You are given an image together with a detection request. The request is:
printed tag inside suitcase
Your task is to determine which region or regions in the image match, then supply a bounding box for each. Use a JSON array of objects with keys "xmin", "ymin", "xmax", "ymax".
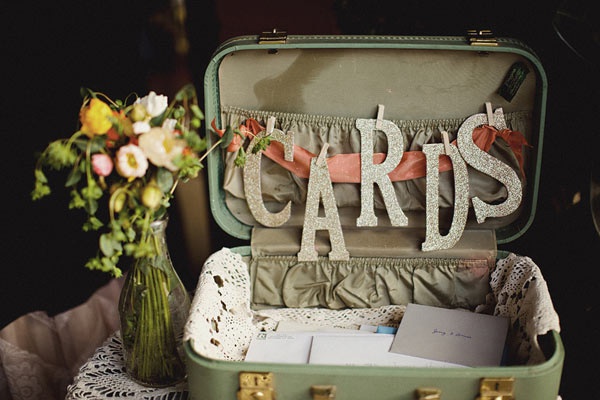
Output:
[{"xmin": 184, "ymin": 34, "xmax": 563, "ymax": 400}]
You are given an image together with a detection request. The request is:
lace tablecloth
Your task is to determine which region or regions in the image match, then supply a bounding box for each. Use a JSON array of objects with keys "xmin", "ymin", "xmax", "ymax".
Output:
[{"xmin": 65, "ymin": 332, "xmax": 188, "ymax": 400}]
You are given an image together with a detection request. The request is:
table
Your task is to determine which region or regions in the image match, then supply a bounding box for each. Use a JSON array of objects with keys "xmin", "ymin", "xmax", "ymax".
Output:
[{"xmin": 65, "ymin": 332, "xmax": 188, "ymax": 399}]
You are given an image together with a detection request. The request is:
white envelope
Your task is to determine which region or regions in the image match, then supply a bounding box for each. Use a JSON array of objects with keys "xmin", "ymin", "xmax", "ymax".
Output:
[
  {"xmin": 244, "ymin": 332, "xmax": 314, "ymax": 364},
  {"xmin": 308, "ymin": 334, "xmax": 465, "ymax": 367},
  {"xmin": 244, "ymin": 330, "xmax": 376, "ymax": 364}
]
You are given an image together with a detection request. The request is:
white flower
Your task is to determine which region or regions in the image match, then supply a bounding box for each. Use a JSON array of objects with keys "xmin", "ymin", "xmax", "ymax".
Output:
[
  {"xmin": 135, "ymin": 91, "xmax": 168, "ymax": 118},
  {"xmin": 162, "ymin": 118, "xmax": 178, "ymax": 131},
  {"xmin": 115, "ymin": 144, "xmax": 149, "ymax": 178},
  {"xmin": 132, "ymin": 121, "xmax": 151, "ymax": 135},
  {"xmin": 138, "ymin": 127, "xmax": 186, "ymax": 171}
]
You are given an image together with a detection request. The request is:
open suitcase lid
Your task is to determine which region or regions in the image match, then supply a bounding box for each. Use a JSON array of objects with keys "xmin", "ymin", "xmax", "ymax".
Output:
[{"xmin": 203, "ymin": 32, "xmax": 547, "ymax": 254}]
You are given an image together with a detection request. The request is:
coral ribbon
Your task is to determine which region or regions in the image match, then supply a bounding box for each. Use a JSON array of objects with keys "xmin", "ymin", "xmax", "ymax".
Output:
[{"xmin": 213, "ymin": 118, "xmax": 528, "ymax": 183}]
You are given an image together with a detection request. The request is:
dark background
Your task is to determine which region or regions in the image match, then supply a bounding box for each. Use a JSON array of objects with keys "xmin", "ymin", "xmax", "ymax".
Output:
[{"xmin": 2, "ymin": 1, "xmax": 598, "ymax": 399}]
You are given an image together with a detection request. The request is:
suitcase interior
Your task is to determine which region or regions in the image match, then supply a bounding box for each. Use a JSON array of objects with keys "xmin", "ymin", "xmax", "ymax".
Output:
[{"xmin": 184, "ymin": 34, "xmax": 563, "ymax": 400}]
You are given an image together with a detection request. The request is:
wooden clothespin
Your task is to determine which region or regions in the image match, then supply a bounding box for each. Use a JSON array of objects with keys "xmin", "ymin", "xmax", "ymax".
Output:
[
  {"xmin": 266, "ymin": 116, "xmax": 276, "ymax": 134},
  {"xmin": 485, "ymin": 102, "xmax": 494, "ymax": 127},
  {"xmin": 441, "ymin": 130, "xmax": 452, "ymax": 155},
  {"xmin": 376, "ymin": 104, "xmax": 385, "ymax": 130},
  {"xmin": 316, "ymin": 143, "xmax": 330, "ymax": 166}
]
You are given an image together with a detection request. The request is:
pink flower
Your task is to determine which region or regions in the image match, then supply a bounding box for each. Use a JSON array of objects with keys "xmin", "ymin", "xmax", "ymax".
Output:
[
  {"xmin": 115, "ymin": 144, "xmax": 148, "ymax": 178},
  {"xmin": 91, "ymin": 154, "xmax": 114, "ymax": 176}
]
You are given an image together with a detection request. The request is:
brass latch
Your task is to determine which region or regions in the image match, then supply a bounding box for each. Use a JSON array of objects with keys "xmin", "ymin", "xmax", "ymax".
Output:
[
  {"xmin": 467, "ymin": 29, "xmax": 498, "ymax": 46},
  {"xmin": 311, "ymin": 385, "xmax": 337, "ymax": 400},
  {"xmin": 238, "ymin": 372, "xmax": 276, "ymax": 400},
  {"xmin": 416, "ymin": 387, "xmax": 442, "ymax": 400},
  {"xmin": 259, "ymin": 29, "xmax": 287, "ymax": 45},
  {"xmin": 476, "ymin": 377, "xmax": 515, "ymax": 400}
]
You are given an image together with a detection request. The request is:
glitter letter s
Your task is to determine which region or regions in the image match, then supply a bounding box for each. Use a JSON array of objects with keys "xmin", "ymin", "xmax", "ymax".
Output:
[{"xmin": 456, "ymin": 109, "xmax": 522, "ymax": 223}]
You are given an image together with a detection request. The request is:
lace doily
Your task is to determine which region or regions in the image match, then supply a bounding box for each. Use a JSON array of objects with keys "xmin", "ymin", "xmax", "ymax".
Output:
[
  {"xmin": 65, "ymin": 333, "xmax": 187, "ymax": 400},
  {"xmin": 184, "ymin": 248, "xmax": 560, "ymax": 365},
  {"xmin": 487, "ymin": 252, "xmax": 561, "ymax": 364}
]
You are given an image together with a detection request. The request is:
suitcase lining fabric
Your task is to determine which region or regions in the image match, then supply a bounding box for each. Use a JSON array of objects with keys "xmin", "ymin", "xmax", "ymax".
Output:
[{"xmin": 184, "ymin": 249, "xmax": 560, "ymax": 367}]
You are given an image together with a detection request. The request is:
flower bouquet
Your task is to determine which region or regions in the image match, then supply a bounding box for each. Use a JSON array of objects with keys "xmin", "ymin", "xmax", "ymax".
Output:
[
  {"xmin": 31, "ymin": 84, "xmax": 232, "ymax": 386},
  {"xmin": 32, "ymin": 84, "xmax": 217, "ymax": 277}
]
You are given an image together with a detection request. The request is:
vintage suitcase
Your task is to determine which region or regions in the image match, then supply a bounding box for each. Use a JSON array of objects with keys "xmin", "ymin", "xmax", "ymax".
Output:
[{"xmin": 183, "ymin": 31, "xmax": 564, "ymax": 400}]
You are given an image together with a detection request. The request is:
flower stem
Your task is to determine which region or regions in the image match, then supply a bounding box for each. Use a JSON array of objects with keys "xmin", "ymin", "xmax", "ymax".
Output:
[
  {"xmin": 119, "ymin": 218, "xmax": 187, "ymax": 387},
  {"xmin": 125, "ymin": 260, "xmax": 183, "ymax": 385},
  {"xmin": 197, "ymin": 137, "xmax": 222, "ymax": 164}
]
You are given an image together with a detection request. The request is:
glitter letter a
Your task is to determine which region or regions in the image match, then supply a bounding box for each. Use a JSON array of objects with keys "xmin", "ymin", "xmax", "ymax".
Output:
[{"xmin": 298, "ymin": 155, "xmax": 349, "ymax": 261}]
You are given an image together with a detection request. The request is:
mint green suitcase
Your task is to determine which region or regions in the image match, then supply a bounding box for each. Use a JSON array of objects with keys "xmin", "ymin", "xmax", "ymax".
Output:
[{"xmin": 184, "ymin": 31, "xmax": 563, "ymax": 400}]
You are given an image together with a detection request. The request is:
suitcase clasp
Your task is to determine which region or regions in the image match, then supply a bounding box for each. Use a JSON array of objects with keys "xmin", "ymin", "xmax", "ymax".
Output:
[
  {"xmin": 476, "ymin": 377, "xmax": 515, "ymax": 400},
  {"xmin": 311, "ymin": 385, "xmax": 337, "ymax": 400},
  {"xmin": 238, "ymin": 372, "xmax": 276, "ymax": 400},
  {"xmin": 259, "ymin": 29, "xmax": 287, "ymax": 45},
  {"xmin": 415, "ymin": 387, "xmax": 442, "ymax": 400},
  {"xmin": 467, "ymin": 29, "xmax": 498, "ymax": 46}
]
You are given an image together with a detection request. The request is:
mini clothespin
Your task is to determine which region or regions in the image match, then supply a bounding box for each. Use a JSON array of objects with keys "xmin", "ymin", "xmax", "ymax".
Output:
[
  {"xmin": 376, "ymin": 104, "xmax": 385, "ymax": 130},
  {"xmin": 485, "ymin": 102, "xmax": 494, "ymax": 127},
  {"xmin": 266, "ymin": 116, "xmax": 276, "ymax": 134},
  {"xmin": 316, "ymin": 143, "xmax": 330, "ymax": 166},
  {"xmin": 441, "ymin": 130, "xmax": 452, "ymax": 155}
]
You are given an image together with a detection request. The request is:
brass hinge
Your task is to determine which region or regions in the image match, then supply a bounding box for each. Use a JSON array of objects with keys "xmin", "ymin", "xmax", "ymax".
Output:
[
  {"xmin": 311, "ymin": 385, "xmax": 337, "ymax": 400},
  {"xmin": 467, "ymin": 29, "xmax": 498, "ymax": 46},
  {"xmin": 238, "ymin": 372, "xmax": 276, "ymax": 400},
  {"xmin": 259, "ymin": 29, "xmax": 287, "ymax": 45},
  {"xmin": 476, "ymin": 377, "xmax": 515, "ymax": 400},
  {"xmin": 415, "ymin": 387, "xmax": 442, "ymax": 400}
]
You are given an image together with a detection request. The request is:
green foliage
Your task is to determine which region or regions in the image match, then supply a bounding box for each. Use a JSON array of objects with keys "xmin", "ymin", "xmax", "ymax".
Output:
[
  {"xmin": 220, "ymin": 126, "xmax": 234, "ymax": 149},
  {"xmin": 173, "ymin": 83, "xmax": 196, "ymax": 102},
  {"xmin": 181, "ymin": 128, "xmax": 206, "ymax": 153},
  {"xmin": 83, "ymin": 216, "xmax": 103, "ymax": 232},
  {"xmin": 234, "ymin": 147, "xmax": 247, "ymax": 168},
  {"xmin": 31, "ymin": 170, "xmax": 50, "ymax": 200},
  {"xmin": 85, "ymin": 254, "xmax": 122, "ymax": 278},
  {"xmin": 65, "ymin": 167, "xmax": 83, "ymax": 188},
  {"xmin": 68, "ymin": 189, "xmax": 86, "ymax": 209},
  {"xmin": 99, "ymin": 231, "xmax": 123, "ymax": 257},
  {"xmin": 252, "ymin": 136, "xmax": 271, "ymax": 154},
  {"xmin": 156, "ymin": 168, "xmax": 174, "ymax": 193},
  {"xmin": 44, "ymin": 140, "xmax": 78, "ymax": 169},
  {"xmin": 190, "ymin": 104, "xmax": 204, "ymax": 121}
]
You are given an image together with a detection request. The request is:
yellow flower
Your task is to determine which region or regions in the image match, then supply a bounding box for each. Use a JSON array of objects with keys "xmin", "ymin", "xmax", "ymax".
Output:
[{"xmin": 80, "ymin": 98, "xmax": 113, "ymax": 137}]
